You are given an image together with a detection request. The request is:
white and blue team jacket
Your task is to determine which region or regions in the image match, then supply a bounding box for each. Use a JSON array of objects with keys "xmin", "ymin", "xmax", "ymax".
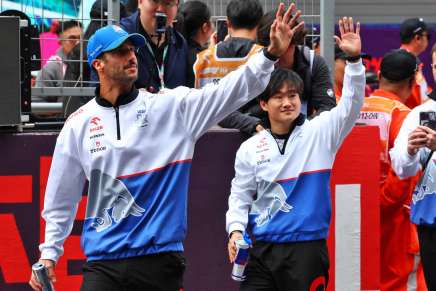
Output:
[
  {"xmin": 39, "ymin": 51, "xmax": 276, "ymax": 262},
  {"xmin": 226, "ymin": 61, "xmax": 365, "ymax": 242},
  {"xmin": 390, "ymin": 99, "xmax": 436, "ymax": 226}
]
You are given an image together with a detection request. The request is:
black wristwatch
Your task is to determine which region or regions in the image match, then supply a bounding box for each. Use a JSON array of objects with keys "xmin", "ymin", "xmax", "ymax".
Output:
[
  {"xmin": 346, "ymin": 55, "xmax": 361, "ymax": 63},
  {"xmin": 263, "ymin": 48, "xmax": 279, "ymax": 61}
]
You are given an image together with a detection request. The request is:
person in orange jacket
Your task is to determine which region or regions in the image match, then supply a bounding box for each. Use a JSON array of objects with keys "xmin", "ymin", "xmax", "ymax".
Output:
[
  {"xmin": 356, "ymin": 49, "xmax": 427, "ymax": 291},
  {"xmin": 399, "ymin": 18, "xmax": 432, "ymax": 109}
]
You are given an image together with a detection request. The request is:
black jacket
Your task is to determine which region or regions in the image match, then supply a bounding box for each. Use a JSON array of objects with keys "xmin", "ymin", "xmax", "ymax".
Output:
[
  {"xmin": 292, "ymin": 45, "xmax": 336, "ymax": 115},
  {"xmin": 120, "ymin": 11, "xmax": 190, "ymax": 92},
  {"xmin": 218, "ymin": 40, "xmax": 336, "ymax": 135}
]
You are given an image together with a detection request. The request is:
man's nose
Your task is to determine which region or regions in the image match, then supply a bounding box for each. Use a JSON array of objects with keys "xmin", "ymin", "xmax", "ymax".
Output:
[{"xmin": 282, "ymin": 97, "xmax": 292, "ymax": 106}]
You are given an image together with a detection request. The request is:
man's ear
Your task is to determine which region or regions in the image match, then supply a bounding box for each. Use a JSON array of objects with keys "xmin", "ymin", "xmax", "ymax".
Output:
[
  {"xmin": 92, "ymin": 58, "xmax": 104, "ymax": 73},
  {"xmin": 409, "ymin": 75, "xmax": 416, "ymax": 88},
  {"xmin": 201, "ymin": 22, "xmax": 210, "ymax": 33},
  {"xmin": 259, "ymin": 99, "xmax": 269, "ymax": 112}
]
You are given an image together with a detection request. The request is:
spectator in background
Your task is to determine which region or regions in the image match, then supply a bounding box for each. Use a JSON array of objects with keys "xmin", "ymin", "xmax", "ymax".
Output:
[
  {"xmin": 63, "ymin": 0, "xmax": 127, "ymax": 117},
  {"xmin": 356, "ymin": 49, "xmax": 427, "ymax": 291},
  {"xmin": 194, "ymin": 0, "xmax": 266, "ymax": 135},
  {"xmin": 39, "ymin": 21, "xmax": 61, "ymax": 68},
  {"xmin": 120, "ymin": 0, "xmax": 190, "ymax": 92},
  {"xmin": 399, "ymin": 18, "xmax": 432, "ymax": 109},
  {"xmin": 176, "ymin": 1, "xmax": 214, "ymax": 87},
  {"xmin": 257, "ymin": 10, "xmax": 336, "ymax": 119},
  {"xmin": 390, "ymin": 43, "xmax": 436, "ymax": 291},
  {"xmin": 34, "ymin": 20, "xmax": 83, "ymax": 102}
]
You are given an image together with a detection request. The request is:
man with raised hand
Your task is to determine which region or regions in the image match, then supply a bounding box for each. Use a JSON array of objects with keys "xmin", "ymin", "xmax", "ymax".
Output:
[
  {"xmin": 226, "ymin": 17, "xmax": 364, "ymax": 291},
  {"xmin": 29, "ymin": 3, "xmax": 302, "ymax": 291}
]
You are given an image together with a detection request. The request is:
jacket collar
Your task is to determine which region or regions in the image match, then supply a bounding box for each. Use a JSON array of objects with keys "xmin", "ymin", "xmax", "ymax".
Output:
[
  {"xmin": 262, "ymin": 113, "xmax": 306, "ymax": 131},
  {"xmin": 95, "ymin": 85, "xmax": 139, "ymax": 107},
  {"xmin": 371, "ymin": 89, "xmax": 403, "ymax": 102}
]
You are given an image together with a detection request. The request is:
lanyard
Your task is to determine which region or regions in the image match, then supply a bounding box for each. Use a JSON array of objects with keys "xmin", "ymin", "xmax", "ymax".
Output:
[{"xmin": 144, "ymin": 39, "xmax": 168, "ymax": 89}]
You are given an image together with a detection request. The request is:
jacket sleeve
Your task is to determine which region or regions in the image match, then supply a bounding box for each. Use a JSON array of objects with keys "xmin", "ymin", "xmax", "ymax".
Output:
[
  {"xmin": 35, "ymin": 61, "xmax": 63, "ymax": 102},
  {"xmin": 390, "ymin": 107, "xmax": 430, "ymax": 179},
  {"xmin": 226, "ymin": 144, "xmax": 256, "ymax": 234},
  {"xmin": 218, "ymin": 111, "xmax": 260, "ymax": 135},
  {"xmin": 39, "ymin": 125, "xmax": 86, "ymax": 262},
  {"xmin": 178, "ymin": 51, "xmax": 275, "ymax": 140},
  {"xmin": 309, "ymin": 55, "xmax": 336, "ymax": 115},
  {"xmin": 310, "ymin": 60, "xmax": 365, "ymax": 153},
  {"xmin": 381, "ymin": 106, "xmax": 418, "ymax": 208}
]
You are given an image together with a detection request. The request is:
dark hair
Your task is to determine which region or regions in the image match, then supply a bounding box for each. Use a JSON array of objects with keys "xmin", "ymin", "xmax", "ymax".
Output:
[
  {"xmin": 125, "ymin": 0, "xmax": 138, "ymax": 16},
  {"xmin": 175, "ymin": 1, "xmax": 211, "ymax": 40},
  {"xmin": 258, "ymin": 68, "xmax": 304, "ymax": 102},
  {"xmin": 90, "ymin": 0, "xmax": 128, "ymax": 20},
  {"xmin": 257, "ymin": 10, "xmax": 306, "ymax": 47},
  {"xmin": 226, "ymin": 0, "xmax": 263, "ymax": 30},
  {"xmin": 56, "ymin": 20, "xmax": 82, "ymax": 36}
]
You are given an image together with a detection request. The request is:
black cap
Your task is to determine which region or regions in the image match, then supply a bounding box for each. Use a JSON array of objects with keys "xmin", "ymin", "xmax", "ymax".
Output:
[
  {"xmin": 90, "ymin": 0, "xmax": 107, "ymax": 18},
  {"xmin": 334, "ymin": 44, "xmax": 371, "ymax": 60},
  {"xmin": 380, "ymin": 49, "xmax": 418, "ymax": 81},
  {"xmin": 400, "ymin": 18, "xmax": 429, "ymax": 42}
]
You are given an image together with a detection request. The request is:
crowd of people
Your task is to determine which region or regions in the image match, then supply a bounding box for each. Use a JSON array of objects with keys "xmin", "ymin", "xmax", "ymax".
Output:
[{"xmin": 28, "ymin": 1, "xmax": 436, "ymax": 291}]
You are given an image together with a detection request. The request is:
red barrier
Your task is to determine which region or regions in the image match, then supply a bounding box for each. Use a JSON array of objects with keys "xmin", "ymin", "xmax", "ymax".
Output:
[{"xmin": 0, "ymin": 126, "xmax": 380, "ymax": 290}]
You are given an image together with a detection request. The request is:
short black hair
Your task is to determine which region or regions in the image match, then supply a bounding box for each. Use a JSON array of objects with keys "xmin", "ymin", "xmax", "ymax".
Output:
[
  {"xmin": 257, "ymin": 9, "xmax": 306, "ymax": 47},
  {"xmin": 226, "ymin": 0, "xmax": 263, "ymax": 30},
  {"xmin": 56, "ymin": 20, "xmax": 82, "ymax": 36},
  {"xmin": 176, "ymin": 1, "xmax": 211, "ymax": 40},
  {"xmin": 258, "ymin": 68, "xmax": 304, "ymax": 102}
]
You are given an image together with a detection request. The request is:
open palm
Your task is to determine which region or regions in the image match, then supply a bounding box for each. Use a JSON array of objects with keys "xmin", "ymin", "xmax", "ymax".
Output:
[
  {"xmin": 334, "ymin": 17, "xmax": 361, "ymax": 58},
  {"xmin": 267, "ymin": 3, "xmax": 305, "ymax": 58}
]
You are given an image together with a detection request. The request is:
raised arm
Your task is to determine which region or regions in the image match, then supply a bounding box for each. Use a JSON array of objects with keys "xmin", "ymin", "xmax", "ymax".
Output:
[
  {"xmin": 179, "ymin": 3, "xmax": 305, "ymax": 139},
  {"xmin": 311, "ymin": 17, "xmax": 365, "ymax": 152}
]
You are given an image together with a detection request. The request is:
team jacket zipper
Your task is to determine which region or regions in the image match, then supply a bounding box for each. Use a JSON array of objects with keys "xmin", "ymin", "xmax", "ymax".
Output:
[{"xmin": 114, "ymin": 106, "xmax": 121, "ymax": 140}]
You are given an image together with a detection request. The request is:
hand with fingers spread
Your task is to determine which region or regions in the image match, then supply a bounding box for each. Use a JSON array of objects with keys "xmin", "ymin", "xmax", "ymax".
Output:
[
  {"xmin": 407, "ymin": 126, "xmax": 428, "ymax": 155},
  {"xmin": 267, "ymin": 3, "xmax": 305, "ymax": 58},
  {"xmin": 29, "ymin": 259, "xmax": 56, "ymax": 291},
  {"xmin": 334, "ymin": 17, "xmax": 361, "ymax": 60}
]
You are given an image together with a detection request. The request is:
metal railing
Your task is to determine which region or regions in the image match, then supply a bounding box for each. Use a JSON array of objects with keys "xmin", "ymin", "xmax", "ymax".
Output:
[{"xmin": 0, "ymin": 0, "xmax": 333, "ymax": 117}]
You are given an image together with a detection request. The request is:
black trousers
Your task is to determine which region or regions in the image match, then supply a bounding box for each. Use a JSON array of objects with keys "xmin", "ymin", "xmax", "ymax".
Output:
[
  {"xmin": 240, "ymin": 240, "xmax": 329, "ymax": 291},
  {"xmin": 80, "ymin": 252, "xmax": 186, "ymax": 291},
  {"xmin": 418, "ymin": 225, "xmax": 436, "ymax": 291}
]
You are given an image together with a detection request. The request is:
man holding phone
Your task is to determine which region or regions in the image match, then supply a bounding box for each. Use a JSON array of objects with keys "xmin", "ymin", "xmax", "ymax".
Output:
[
  {"xmin": 390, "ymin": 43, "xmax": 436, "ymax": 290},
  {"xmin": 120, "ymin": 0, "xmax": 190, "ymax": 92},
  {"xmin": 356, "ymin": 49, "xmax": 428, "ymax": 290}
]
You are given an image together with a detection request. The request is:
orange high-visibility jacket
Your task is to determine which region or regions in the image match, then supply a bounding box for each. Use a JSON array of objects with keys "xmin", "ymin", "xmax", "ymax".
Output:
[
  {"xmin": 356, "ymin": 89, "xmax": 426, "ymax": 291},
  {"xmin": 405, "ymin": 64, "xmax": 431, "ymax": 109},
  {"xmin": 193, "ymin": 43, "xmax": 263, "ymax": 88}
]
